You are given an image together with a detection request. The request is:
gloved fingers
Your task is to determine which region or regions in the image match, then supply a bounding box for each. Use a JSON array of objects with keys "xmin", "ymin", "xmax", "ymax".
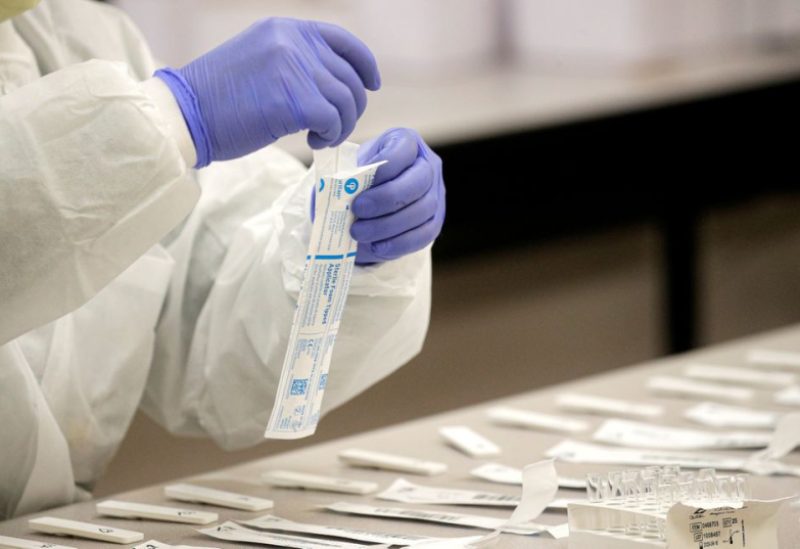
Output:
[
  {"xmin": 319, "ymin": 48, "xmax": 368, "ymax": 119},
  {"xmin": 352, "ymin": 156, "xmax": 434, "ymax": 219},
  {"xmin": 361, "ymin": 128, "xmax": 420, "ymax": 185},
  {"xmin": 351, "ymin": 190, "xmax": 438, "ymax": 244},
  {"xmin": 312, "ymin": 68, "xmax": 358, "ymax": 146},
  {"xmin": 314, "ymin": 22, "xmax": 381, "ymax": 90},
  {"xmin": 366, "ymin": 214, "xmax": 443, "ymax": 261},
  {"xmin": 355, "ymin": 241, "xmax": 382, "ymax": 265},
  {"xmin": 304, "ymin": 90, "xmax": 344, "ymax": 149}
]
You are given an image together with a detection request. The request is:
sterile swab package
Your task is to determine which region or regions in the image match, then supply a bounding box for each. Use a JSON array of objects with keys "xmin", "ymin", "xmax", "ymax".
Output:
[{"xmin": 265, "ymin": 143, "xmax": 384, "ymax": 439}]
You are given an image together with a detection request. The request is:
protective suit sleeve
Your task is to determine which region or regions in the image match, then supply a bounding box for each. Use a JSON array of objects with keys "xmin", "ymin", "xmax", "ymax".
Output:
[
  {"xmin": 0, "ymin": 59, "xmax": 199, "ymax": 346},
  {"xmin": 142, "ymin": 146, "xmax": 431, "ymax": 450}
]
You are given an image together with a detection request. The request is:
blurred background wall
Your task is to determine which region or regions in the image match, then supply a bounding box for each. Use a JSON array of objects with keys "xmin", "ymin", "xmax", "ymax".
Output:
[{"xmin": 98, "ymin": 0, "xmax": 800, "ymax": 495}]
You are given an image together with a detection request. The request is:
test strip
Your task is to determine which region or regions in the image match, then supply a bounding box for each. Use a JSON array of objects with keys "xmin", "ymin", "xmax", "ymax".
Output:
[
  {"xmin": 646, "ymin": 375, "xmax": 754, "ymax": 402},
  {"xmin": 0, "ymin": 535, "xmax": 77, "ymax": 549},
  {"xmin": 97, "ymin": 500, "xmax": 218, "ymax": 525},
  {"xmin": 487, "ymin": 406, "xmax": 589, "ymax": 433},
  {"xmin": 338, "ymin": 448, "xmax": 447, "ymax": 476},
  {"xmin": 555, "ymin": 393, "xmax": 663, "ymax": 419},
  {"xmin": 684, "ymin": 363, "xmax": 795, "ymax": 387},
  {"xmin": 28, "ymin": 517, "xmax": 143, "ymax": 545},
  {"xmin": 747, "ymin": 349, "xmax": 800, "ymax": 370},
  {"xmin": 164, "ymin": 483, "xmax": 273, "ymax": 511},
  {"xmin": 439, "ymin": 426, "xmax": 501, "ymax": 457},
  {"xmin": 262, "ymin": 470, "xmax": 378, "ymax": 495},
  {"xmin": 684, "ymin": 402, "xmax": 778, "ymax": 429}
]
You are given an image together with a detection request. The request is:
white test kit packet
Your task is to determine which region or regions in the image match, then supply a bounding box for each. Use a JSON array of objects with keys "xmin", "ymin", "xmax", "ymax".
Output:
[
  {"xmin": 241, "ymin": 514, "xmax": 441, "ymax": 546},
  {"xmin": 262, "ymin": 470, "xmax": 378, "ymax": 495},
  {"xmin": 439, "ymin": 426, "xmax": 501, "ymax": 458},
  {"xmin": 775, "ymin": 385, "xmax": 800, "ymax": 406},
  {"xmin": 264, "ymin": 144, "xmax": 385, "ymax": 440},
  {"xmin": 487, "ymin": 406, "xmax": 589, "ymax": 433},
  {"xmin": 27, "ymin": 517, "xmax": 143, "ymax": 545},
  {"xmin": 546, "ymin": 439, "xmax": 800, "ymax": 477},
  {"xmin": 325, "ymin": 502, "xmax": 547, "ymax": 536},
  {"xmin": 0, "ymin": 535, "xmax": 76, "ymax": 549},
  {"xmin": 747, "ymin": 348, "xmax": 800, "ymax": 369},
  {"xmin": 199, "ymin": 521, "xmax": 365, "ymax": 549},
  {"xmin": 164, "ymin": 483, "xmax": 273, "ymax": 511},
  {"xmin": 684, "ymin": 363, "xmax": 796, "ymax": 387},
  {"xmin": 646, "ymin": 375, "xmax": 754, "ymax": 402},
  {"xmin": 96, "ymin": 500, "xmax": 218, "ymax": 525},
  {"xmin": 555, "ymin": 393, "xmax": 663, "ymax": 419},
  {"xmin": 684, "ymin": 402, "xmax": 779, "ymax": 429},
  {"xmin": 338, "ymin": 448, "xmax": 447, "ymax": 476},
  {"xmin": 470, "ymin": 463, "xmax": 586, "ymax": 490},
  {"xmin": 592, "ymin": 418, "xmax": 772, "ymax": 450}
]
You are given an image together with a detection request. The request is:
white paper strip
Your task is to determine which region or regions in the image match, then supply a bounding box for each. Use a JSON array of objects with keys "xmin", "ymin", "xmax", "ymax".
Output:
[
  {"xmin": 487, "ymin": 406, "xmax": 589, "ymax": 433},
  {"xmin": 555, "ymin": 393, "xmax": 663, "ymax": 419},
  {"xmin": 97, "ymin": 500, "xmax": 218, "ymax": 525},
  {"xmin": 470, "ymin": 463, "xmax": 585, "ymax": 490},
  {"xmin": 750, "ymin": 412, "xmax": 800, "ymax": 461},
  {"xmin": 265, "ymin": 144, "xmax": 384, "ymax": 439},
  {"xmin": 508, "ymin": 460, "xmax": 559, "ymax": 525},
  {"xmin": 747, "ymin": 348, "xmax": 800, "ymax": 370},
  {"xmin": 199, "ymin": 522, "xmax": 367, "ymax": 549},
  {"xmin": 684, "ymin": 363, "xmax": 795, "ymax": 387},
  {"xmin": 439, "ymin": 426, "xmax": 501, "ymax": 458},
  {"xmin": 684, "ymin": 402, "xmax": 779, "ymax": 429},
  {"xmin": 775, "ymin": 385, "xmax": 800, "ymax": 406},
  {"xmin": 592, "ymin": 418, "xmax": 772, "ymax": 450},
  {"xmin": 646, "ymin": 375, "xmax": 754, "ymax": 402},
  {"xmin": 262, "ymin": 470, "xmax": 378, "ymax": 495},
  {"xmin": 0, "ymin": 535, "xmax": 77, "ymax": 549},
  {"xmin": 338, "ymin": 449, "xmax": 447, "ymax": 476},
  {"xmin": 28, "ymin": 518, "xmax": 143, "ymax": 545},
  {"xmin": 240, "ymin": 514, "xmax": 439, "ymax": 546}
]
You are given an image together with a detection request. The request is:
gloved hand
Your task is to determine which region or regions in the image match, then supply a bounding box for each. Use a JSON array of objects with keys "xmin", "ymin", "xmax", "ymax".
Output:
[
  {"xmin": 351, "ymin": 128, "xmax": 446, "ymax": 264},
  {"xmin": 155, "ymin": 17, "xmax": 380, "ymax": 168}
]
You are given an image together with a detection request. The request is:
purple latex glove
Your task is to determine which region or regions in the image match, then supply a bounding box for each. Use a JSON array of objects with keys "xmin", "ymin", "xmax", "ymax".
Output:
[
  {"xmin": 352, "ymin": 128, "xmax": 445, "ymax": 264},
  {"xmin": 155, "ymin": 18, "xmax": 380, "ymax": 168}
]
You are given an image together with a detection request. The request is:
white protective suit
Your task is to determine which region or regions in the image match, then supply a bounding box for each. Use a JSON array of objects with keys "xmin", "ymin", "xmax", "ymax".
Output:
[{"xmin": 0, "ymin": 0, "xmax": 431, "ymax": 519}]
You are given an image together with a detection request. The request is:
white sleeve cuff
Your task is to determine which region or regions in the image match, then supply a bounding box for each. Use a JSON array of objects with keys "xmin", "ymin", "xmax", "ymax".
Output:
[{"xmin": 140, "ymin": 77, "xmax": 198, "ymax": 168}]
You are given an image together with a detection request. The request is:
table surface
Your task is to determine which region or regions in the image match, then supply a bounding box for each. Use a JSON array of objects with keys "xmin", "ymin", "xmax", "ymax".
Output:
[
  {"xmin": 278, "ymin": 47, "xmax": 800, "ymax": 161},
  {"xmin": 4, "ymin": 325, "xmax": 800, "ymax": 547}
]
